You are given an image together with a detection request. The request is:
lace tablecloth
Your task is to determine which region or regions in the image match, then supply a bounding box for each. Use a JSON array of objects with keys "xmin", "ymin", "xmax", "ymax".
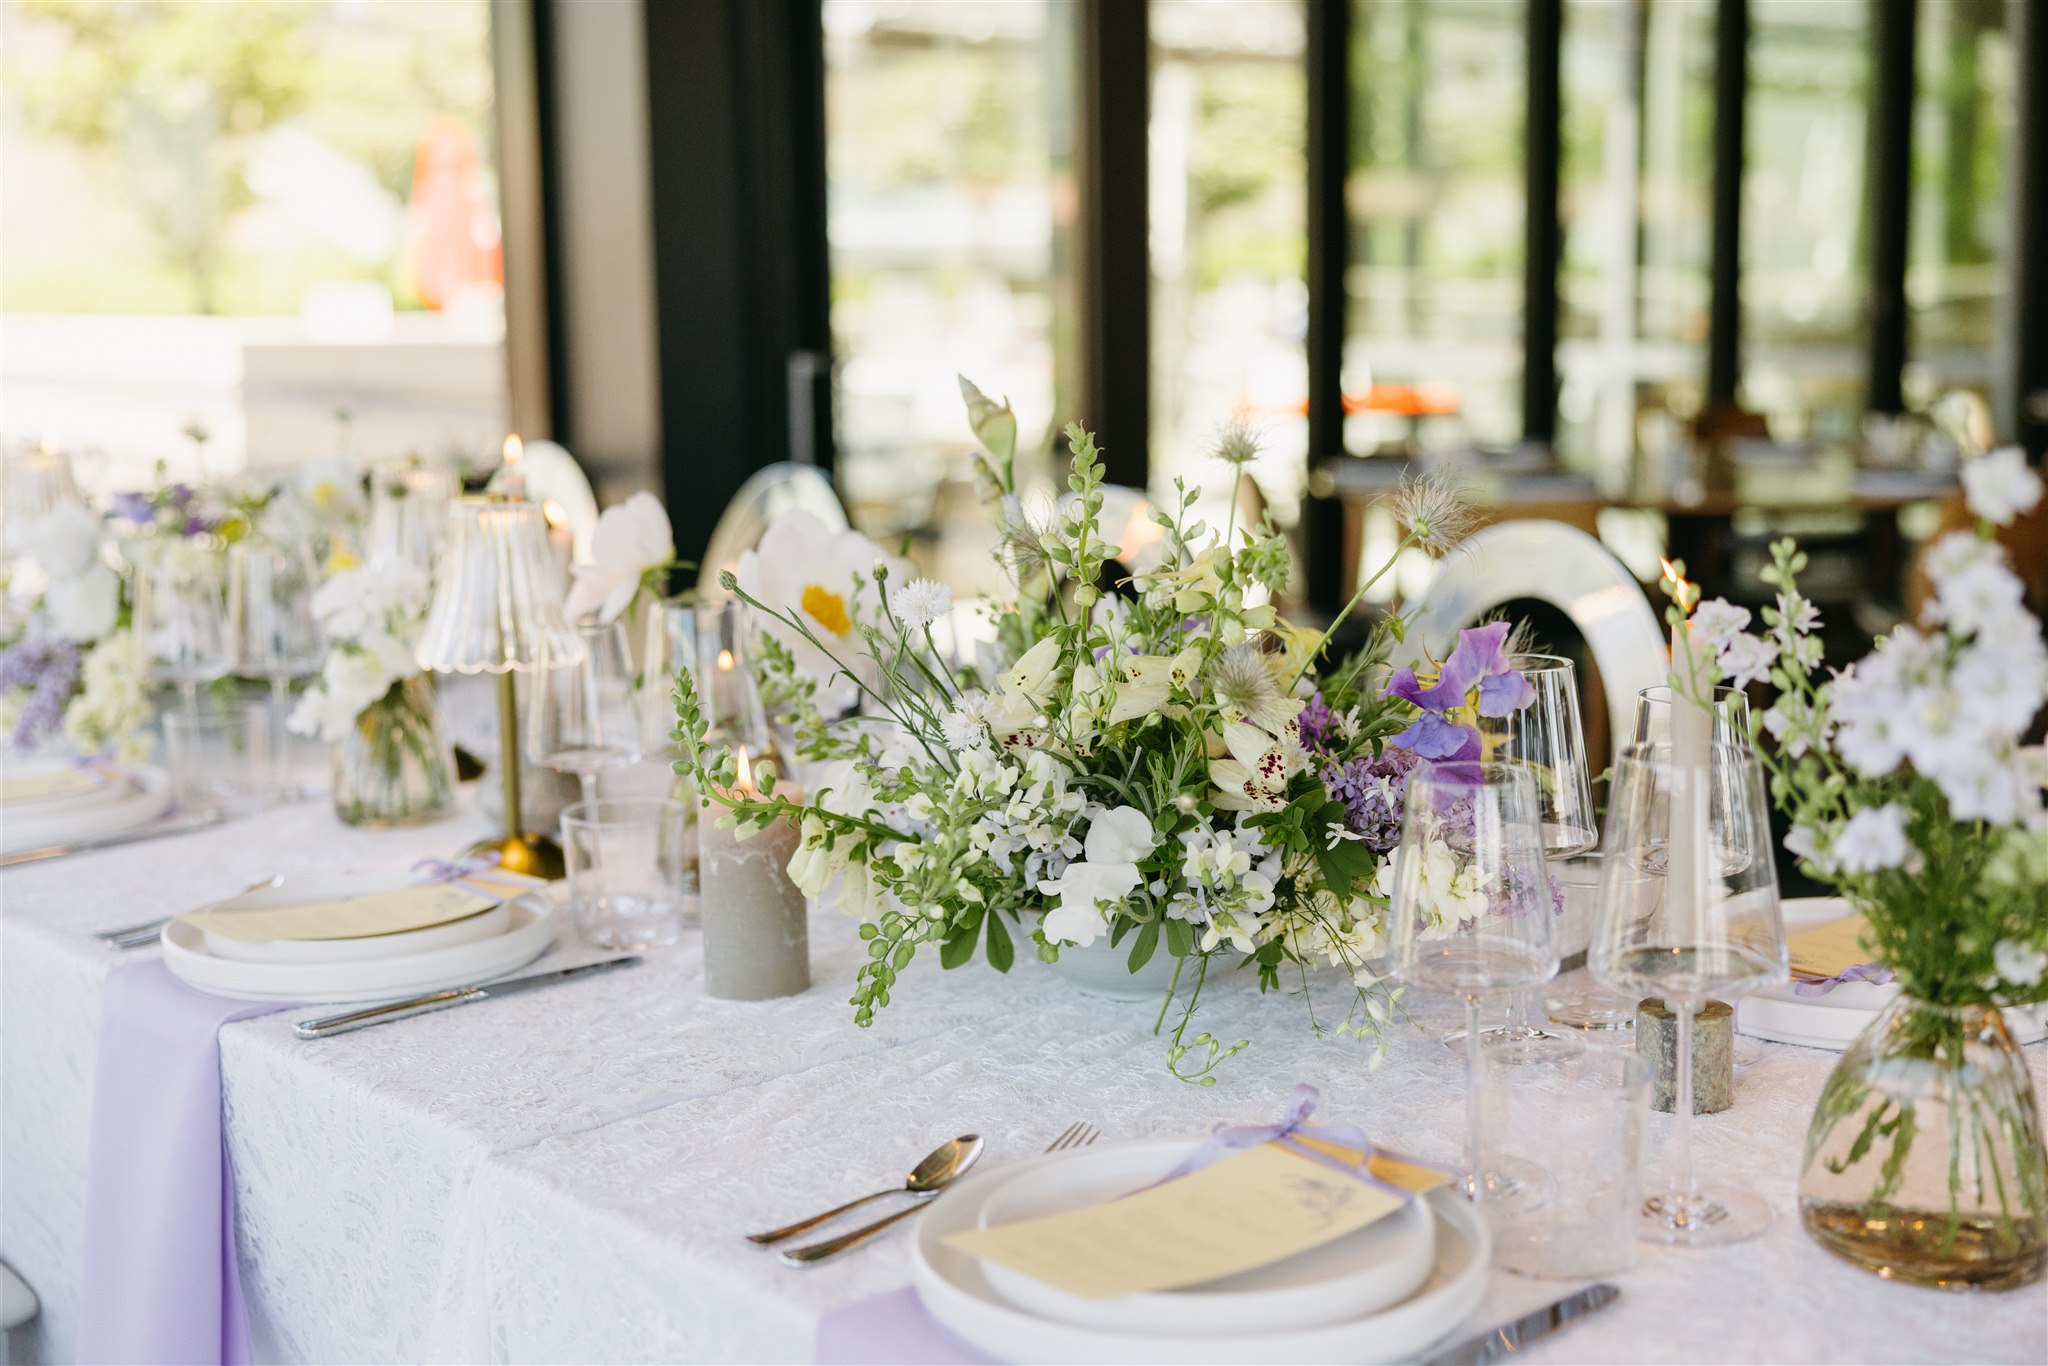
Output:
[{"xmin": 3, "ymin": 795, "xmax": 2044, "ymax": 1364}]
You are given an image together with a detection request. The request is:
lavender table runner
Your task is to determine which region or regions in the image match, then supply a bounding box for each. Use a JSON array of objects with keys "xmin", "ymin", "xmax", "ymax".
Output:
[
  {"xmin": 77, "ymin": 960, "xmax": 286, "ymax": 1365},
  {"xmin": 814, "ymin": 1286, "xmax": 995, "ymax": 1365}
]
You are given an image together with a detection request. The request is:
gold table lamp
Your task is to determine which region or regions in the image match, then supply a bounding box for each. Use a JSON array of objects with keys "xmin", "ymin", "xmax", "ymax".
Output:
[{"xmin": 415, "ymin": 495, "xmax": 585, "ymax": 878}]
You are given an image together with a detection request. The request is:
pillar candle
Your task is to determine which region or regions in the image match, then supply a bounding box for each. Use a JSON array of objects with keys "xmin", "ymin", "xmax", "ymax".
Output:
[
  {"xmin": 699, "ymin": 808, "xmax": 809, "ymax": 1001},
  {"xmin": 1666, "ymin": 578, "xmax": 1714, "ymax": 934}
]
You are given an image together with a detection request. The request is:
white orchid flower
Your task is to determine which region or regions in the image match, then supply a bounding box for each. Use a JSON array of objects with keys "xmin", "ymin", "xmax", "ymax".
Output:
[{"xmin": 566, "ymin": 492, "xmax": 675, "ymax": 624}]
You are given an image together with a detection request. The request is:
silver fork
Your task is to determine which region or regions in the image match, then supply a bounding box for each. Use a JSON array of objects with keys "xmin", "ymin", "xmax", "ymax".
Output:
[{"xmin": 779, "ymin": 1121, "xmax": 1100, "ymax": 1267}]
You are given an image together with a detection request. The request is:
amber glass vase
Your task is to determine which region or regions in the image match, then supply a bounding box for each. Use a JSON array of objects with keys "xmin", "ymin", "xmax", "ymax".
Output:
[{"xmin": 1799, "ymin": 994, "xmax": 2048, "ymax": 1291}]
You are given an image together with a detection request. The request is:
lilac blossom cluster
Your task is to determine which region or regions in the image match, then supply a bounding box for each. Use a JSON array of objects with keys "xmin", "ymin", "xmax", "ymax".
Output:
[
  {"xmin": 0, "ymin": 634, "xmax": 82, "ymax": 748},
  {"xmin": 1321, "ymin": 745, "xmax": 1420, "ymax": 851}
]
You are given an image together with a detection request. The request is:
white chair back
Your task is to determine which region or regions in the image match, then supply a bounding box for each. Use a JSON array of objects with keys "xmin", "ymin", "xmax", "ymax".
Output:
[
  {"xmin": 1392, "ymin": 520, "xmax": 1667, "ymax": 764},
  {"xmin": 699, "ymin": 463, "xmax": 848, "ymax": 595}
]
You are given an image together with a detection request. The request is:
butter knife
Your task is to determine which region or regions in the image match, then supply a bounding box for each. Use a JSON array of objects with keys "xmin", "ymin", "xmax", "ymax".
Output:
[
  {"xmin": 0, "ymin": 807, "xmax": 228, "ymax": 868},
  {"xmin": 292, "ymin": 957, "xmax": 639, "ymax": 1039},
  {"xmin": 1423, "ymin": 1283, "xmax": 1619, "ymax": 1365}
]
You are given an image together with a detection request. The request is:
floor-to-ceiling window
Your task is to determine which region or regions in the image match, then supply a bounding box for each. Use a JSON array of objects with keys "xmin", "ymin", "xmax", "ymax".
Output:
[
  {"xmin": 1345, "ymin": 0, "xmax": 1526, "ymax": 459},
  {"xmin": 821, "ymin": 0, "xmax": 1073, "ymax": 593},
  {"xmin": 1, "ymin": 0, "xmax": 506, "ymax": 490},
  {"xmin": 1148, "ymin": 0, "xmax": 1309, "ymax": 524}
]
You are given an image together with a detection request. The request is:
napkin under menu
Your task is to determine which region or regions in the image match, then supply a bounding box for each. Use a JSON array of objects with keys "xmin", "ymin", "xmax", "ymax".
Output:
[
  {"xmin": 181, "ymin": 882, "xmax": 507, "ymax": 943},
  {"xmin": 0, "ymin": 766, "xmax": 106, "ymax": 805},
  {"xmin": 945, "ymin": 1140, "xmax": 1446, "ymax": 1301}
]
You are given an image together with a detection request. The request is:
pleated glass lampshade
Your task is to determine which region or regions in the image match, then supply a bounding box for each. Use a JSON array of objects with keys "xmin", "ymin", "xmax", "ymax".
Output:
[{"xmin": 415, "ymin": 496, "xmax": 585, "ymax": 674}]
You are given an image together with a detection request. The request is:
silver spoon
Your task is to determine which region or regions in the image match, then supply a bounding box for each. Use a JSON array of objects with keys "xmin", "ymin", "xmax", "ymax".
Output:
[{"xmin": 745, "ymin": 1135, "xmax": 984, "ymax": 1247}]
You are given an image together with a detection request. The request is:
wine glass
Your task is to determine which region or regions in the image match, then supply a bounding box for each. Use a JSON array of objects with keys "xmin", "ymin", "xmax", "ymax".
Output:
[
  {"xmin": 1589, "ymin": 740, "xmax": 1787, "ymax": 1246},
  {"xmin": 692, "ymin": 599, "xmax": 771, "ymax": 754},
  {"xmin": 527, "ymin": 620, "xmax": 644, "ymax": 808},
  {"xmin": 1388, "ymin": 762, "xmax": 1559, "ymax": 1208},
  {"xmin": 640, "ymin": 598, "xmax": 697, "ymax": 756},
  {"xmin": 1476, "ymin": 654, "xmax": 1598, "ymax": 1045},
  {"xmin": 228, "ymin": 541, "xmax": 323, "ymax": 797},
  {"xmin": 1632, "ymin": 684, "xmax": 1750, "ymax": 747},
  {"xmin": 134, "ymin": 548, "xmax": 232, "ymax": 720}
]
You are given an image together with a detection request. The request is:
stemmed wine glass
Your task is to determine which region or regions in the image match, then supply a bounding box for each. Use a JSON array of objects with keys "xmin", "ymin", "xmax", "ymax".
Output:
[
  {"xmin": 1475, "ymin": 654, "xmax": 1597, "ymax": 1046},
  {"xmin": 1632, "ymin": 684, "xmax": 1750, "ymax": 747},
  {"xmin": 228, "ymin": 541, "xmax": 323, "ymax": 797},
  {"xmin": 1389, "ymin": 762, "xmax": 1559, "ymax": 1208},
  {"xmin": 527, "ymin": 620, "xmax": 644, "ymax": 808},
  {"xmin": 134, "ymin": 548, "xmax": 232, "ymax": 720},
  {"xmin": 1589, "ymin": 740, "xmax": 1787, "ymax": 1245}
]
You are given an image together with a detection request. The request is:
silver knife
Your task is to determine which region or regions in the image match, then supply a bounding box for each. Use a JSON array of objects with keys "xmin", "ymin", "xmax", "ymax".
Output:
[
  {"xmin": 292, "ymin": 957, "xmax": 640, "ymax": 1039},
  {"xmin": 1423, "ymin": 1283, "xmax": 1619, "ymax": 1365},
  {"xmin": 0, "ymin": 807, "xmax": 229, "ymax": 868}
]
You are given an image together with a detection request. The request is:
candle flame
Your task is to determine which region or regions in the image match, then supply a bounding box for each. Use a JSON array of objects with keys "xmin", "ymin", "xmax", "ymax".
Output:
[
  {"xmin": 717, "ymin": 648, "xmax": 734, "ymax": 672},
  {"xmin": 502, "ymin": 434, "xmax": 523, "ymax": 465},
  {"xmin": 1659, "ymin": 558, "xmax": 1696, "ymax": 615},
  {"xmin": 541, "ymin": 498, "xmax": 567, "ymax": 529},
  {"xmin": 734, "ymin": 746, "xmax": 753, "ymax": 792}
]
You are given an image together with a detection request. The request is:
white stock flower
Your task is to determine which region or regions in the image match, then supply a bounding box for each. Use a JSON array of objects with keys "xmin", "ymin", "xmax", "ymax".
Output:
[
  {"xmin": 1716, "ymin": 633, "xmax": 1779, "ymax": 689},
  {"xmin": 1961, "ymin": 446, "xmax": 2044, "ymax": 526},
  {"xmin": 1690, "ymin": 598, "xmax": 1751, "ymax": 653},
  {"xmin": 18, "ymin": 502, "xmax": 103, "ymax": 577},
  {"xmin": 566, "ymin": 492, "xmax": 674, "ymax": 623},
  {"xmin": 887, "ymin": 578, "xmax": 952, "ymax": 632},
  {"xmin": 1036, "ymin": 804, "xmax": 1155, "ymax": 946},
  {"xmin": 1951, "ymin": 631, "xmax": 2048, "ymax": 738},
  {"xmin": 1832, "ymin": 804, "xmax": 1914, "ymax": 875},
  {"xmin": 1993, "ymin": 938, "xmax": 2048, "ymax": 989},
  {"xmin": 1929, "ymin": 749, "xmax": 2032, "ymax": 826},
  {"xmin": 1930, "ymin": 556, "xmax": 2027, "ymax": 637}
]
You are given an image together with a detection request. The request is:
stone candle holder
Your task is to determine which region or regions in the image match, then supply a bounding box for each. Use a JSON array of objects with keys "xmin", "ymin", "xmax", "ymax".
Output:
[{"xmin": 1636, "ymin": 997, "xmax": 1734, "ymax": 1114}]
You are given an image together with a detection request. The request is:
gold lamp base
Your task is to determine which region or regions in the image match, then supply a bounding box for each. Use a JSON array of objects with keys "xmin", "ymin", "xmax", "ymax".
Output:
[{"xmin": 466, "ymin": 831, "xmax": 565, "ymax": 882}]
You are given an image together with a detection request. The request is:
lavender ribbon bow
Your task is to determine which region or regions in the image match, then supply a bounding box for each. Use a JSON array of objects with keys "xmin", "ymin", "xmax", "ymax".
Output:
[
  {"xmin": 1793, "ymin": 962, "xmax": 1896, "ymax": 997},
  {"xmin": 1154, "ymin": 1084, "xmax": 1451, "ymax": 1201},
  {"xmin": 412, "ymin": 853, "xmax": 533, "ymax": 899}
]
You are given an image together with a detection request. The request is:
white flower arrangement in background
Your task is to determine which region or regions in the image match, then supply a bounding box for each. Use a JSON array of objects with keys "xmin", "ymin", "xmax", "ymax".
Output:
[
  {"xmin": 1697, "ymin": 444, "xmax": 2047, "ymax": 1009},
  {"xmin": 288, "ymin": 564, "xmax": 430, "ymax": 742},
  {"xmin": 17, "ymin": 502, "xmax": 119, "ymax": 643}
]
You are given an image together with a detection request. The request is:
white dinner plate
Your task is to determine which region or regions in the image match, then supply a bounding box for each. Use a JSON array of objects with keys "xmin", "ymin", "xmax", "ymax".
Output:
[
  {"xmin": 0, "ymin": 763, "xmax": 172, "ymax": 856},
  {"xmin": 972, "ymin": 1142, "xmax": 1435, "ymax": 1334},
  {"xmin": 1738, "ymin": 897, "xmax": 2048, "ymax": 1050},
  {"xmin": 161, "ymin": 890, "xmax": 556, "ymax": 1003},
  {"xmin": 196, "ymin": 872, "xmax": 515, "ymax": 964},
  {"xmin": 913, "ymin": 1138, "xmax": 1488, "ymax": 1365}
]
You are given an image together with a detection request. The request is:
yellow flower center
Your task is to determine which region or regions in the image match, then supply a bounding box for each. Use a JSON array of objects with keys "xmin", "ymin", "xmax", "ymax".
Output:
[{"xmin": 801, "ymin": 583, "xmax": 852, "ymax": 636}]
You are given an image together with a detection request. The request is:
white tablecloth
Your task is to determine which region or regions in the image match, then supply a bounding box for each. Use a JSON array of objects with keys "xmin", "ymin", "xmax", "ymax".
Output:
[{"xmin": 4, "ymin": 792, "xmax": 2045, "ymax": 1364}]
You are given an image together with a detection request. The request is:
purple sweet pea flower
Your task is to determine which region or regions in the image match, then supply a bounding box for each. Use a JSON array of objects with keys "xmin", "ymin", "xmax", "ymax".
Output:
[
  {"xmin": 1389, "ymin": 712, "xmax": 1481, "ymax": 762},
  {"xmin": 1409, "ymin": 622, "xmax": 1535, "ymax": 717},
  {"xmin": 109, "ymin": 491, "xmax": 154, "ymax": 524}
]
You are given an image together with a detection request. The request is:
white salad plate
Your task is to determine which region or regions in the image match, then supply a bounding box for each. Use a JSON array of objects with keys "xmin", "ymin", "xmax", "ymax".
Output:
[
  {"xmin": 0, "ymin": 763, "xmax": 172, "ymax": 856},
  {"xmin": 1738, "ymin": 897, "xmax": 2048, "ymax": 1051},
  {"xmin": 912, "ymin": 1137, "xmax": 1488, "ymax": 1365},
  {"xmin": 196, "ymin": 872, "xmax": 515, "ymax": 964},
  {"xmin": 972, "ymin": 1141, "xmax": 1435, "ymax": 1334},
  {"xmin": 161, "ymin": 889, "xmax": 556, "ymax": 1003}
]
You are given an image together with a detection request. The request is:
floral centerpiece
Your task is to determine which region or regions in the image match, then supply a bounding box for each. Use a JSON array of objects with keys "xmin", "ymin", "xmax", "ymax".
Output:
[
  {"xmin": 0, "ymin": 500, "xmax": 151, "ymax": 763},
  {"xmin": 1690, "ymin": 445, "xmax": 2048, "ymax": 1289},
  {"xmin": 673, "ymin": 379, "xmax": 1538, "ymax": 1081},
  {"xmin": 289, "ymin": 561, "xmax": 454, "ymax": 826}
]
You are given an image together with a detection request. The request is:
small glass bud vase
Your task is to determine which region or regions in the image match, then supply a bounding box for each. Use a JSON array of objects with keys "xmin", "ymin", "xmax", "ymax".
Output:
[
  {"xmin": 333, "ymin": 675, "xmax": 457, "ymax": 827},
  {"xmin": 1799, "ymin": 994, "xmax": 2048, "ymax": 1291}
]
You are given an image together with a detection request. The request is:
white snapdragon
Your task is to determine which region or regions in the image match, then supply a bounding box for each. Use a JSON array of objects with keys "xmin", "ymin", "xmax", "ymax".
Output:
[
  {"xmin": 1960, "ymin": 446, "xmax": 2044, "ymax": 527},
  {"xmin": 1690, "ymin": 598, "xmax": 1751, "ymax": 653},
  {"xmin": 1716, "ymin": 633, "xmax": 1779, "ymax": 689}
]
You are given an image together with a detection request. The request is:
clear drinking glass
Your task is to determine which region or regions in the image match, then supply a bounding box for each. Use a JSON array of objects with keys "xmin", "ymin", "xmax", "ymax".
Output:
[
  {"xmin": 161, "ymin": 701, "xmax": 269, "ymax": 818},
  {"xmin": 1590, "ymin": 740, "xmax": 1788, "ymax": 1246},
  {"xmin": 1478, "ymin": 1047, "xmax": 1651, "ymax": 1279},
  {"xmin": 1389, "ymin": 762, "xmax": 1560, "ymax": 1210},
  {"xmin": 561, "ymin": 798, "xmax": 694, "ymax": 950},
  {"xmin": 640, "ymin": 598, "xmax": 697, "ymax": 753},
  {"xmin": 527, "ymin": 620, "xmax": 645, "ymax": 808},
  {"xmin": 227, "ymin": 541, "xmax": 323, "ymax": 798},
  {"xmin": 693, "ymin": 599, "xmax": 771, "ymax": 752},
  {"xmin": 1478, "ymin": 654, "xmax": 1598, "ymax": 1044},
  {"xmin": 135, "ymin": 550, "xmax": 232, "ymax": 719},
  {"xmin": 366, "ymin": 458, "xmax": 459, "ymax": 577}
]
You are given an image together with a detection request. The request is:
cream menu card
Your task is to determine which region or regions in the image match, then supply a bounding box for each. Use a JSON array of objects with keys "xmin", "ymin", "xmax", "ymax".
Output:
[{"xmin": 180, "ymin": 881, "xmax": 516, "ymax": 943}]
